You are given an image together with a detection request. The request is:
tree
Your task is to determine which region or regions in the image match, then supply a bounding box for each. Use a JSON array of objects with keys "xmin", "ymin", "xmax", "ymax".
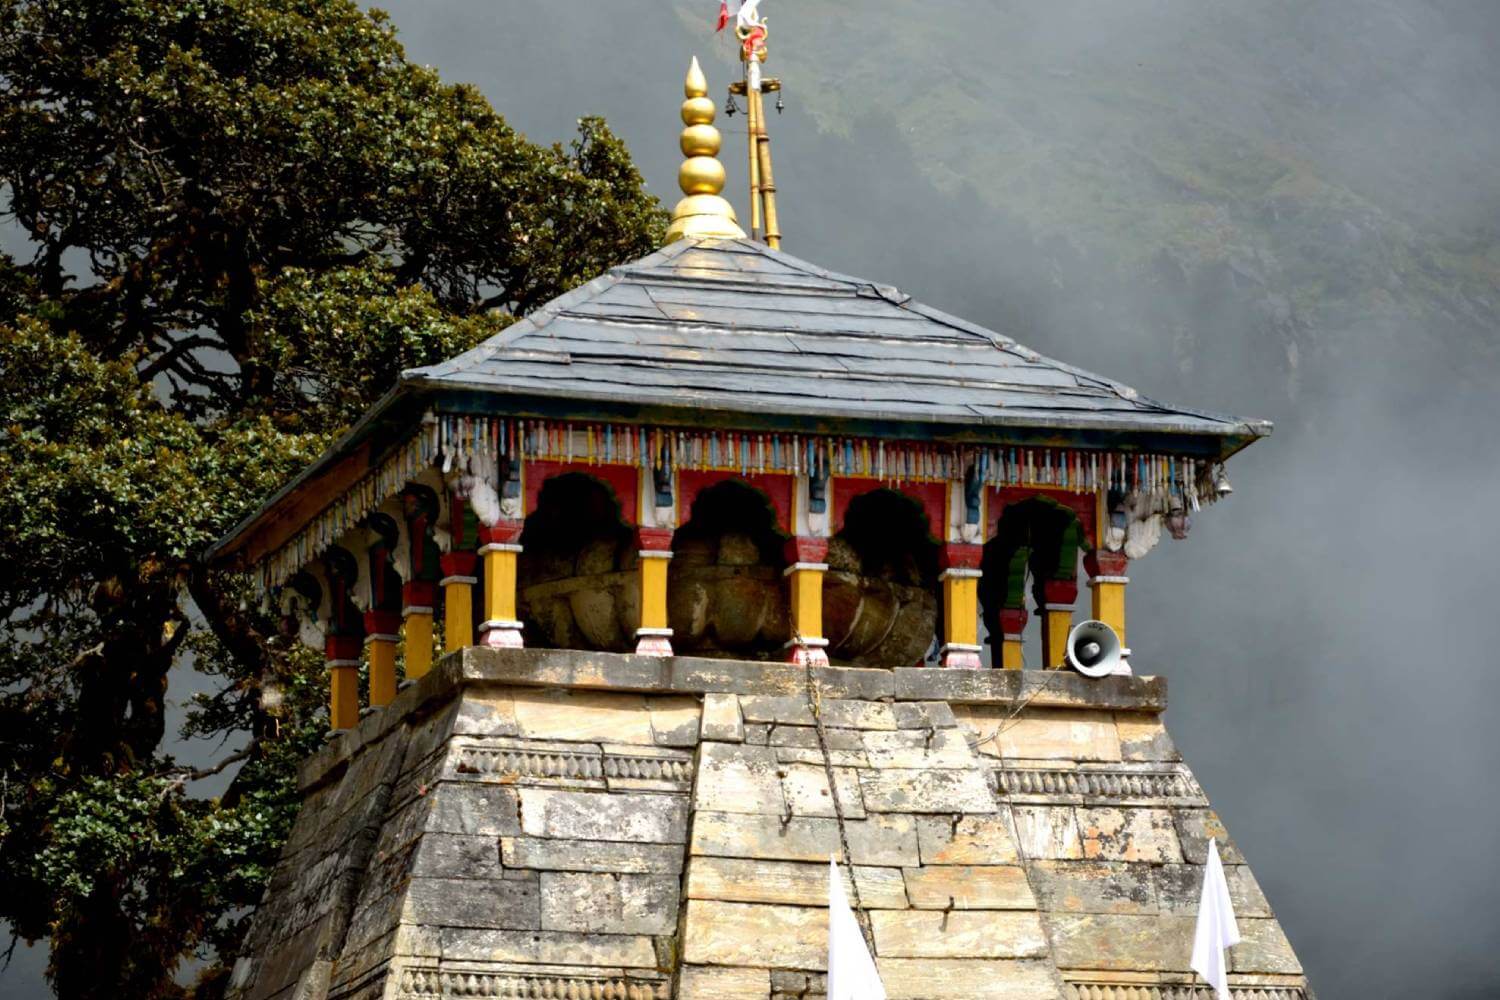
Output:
[{"xmin": 0, "ymin": 2, "xmax": 666, "ymax": 996}]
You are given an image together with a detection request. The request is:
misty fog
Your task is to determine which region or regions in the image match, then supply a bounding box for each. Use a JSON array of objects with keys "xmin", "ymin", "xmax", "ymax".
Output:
[{"xmin": 371, "ymin": 3, "xmax": 1497, "ymax": 996}]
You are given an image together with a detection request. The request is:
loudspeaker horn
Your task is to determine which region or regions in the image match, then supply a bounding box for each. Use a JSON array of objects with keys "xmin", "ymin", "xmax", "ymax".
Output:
[{"xmin": 1063, "ymin": 619, "xmax": 1130, "ymax": 677}]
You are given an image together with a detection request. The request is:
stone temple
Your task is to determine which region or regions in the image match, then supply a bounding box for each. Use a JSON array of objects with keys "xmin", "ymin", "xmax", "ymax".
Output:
[{"xmin": 209, "ymin": 50, "xmax": 1308, "ymax": 1000}]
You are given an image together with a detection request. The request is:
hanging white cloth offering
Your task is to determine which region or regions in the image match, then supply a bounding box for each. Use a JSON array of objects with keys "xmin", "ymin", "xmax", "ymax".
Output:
[
  {"xmin": 1191, "ymin": 837, "xmax": 1242, "ymax": 1000},
  {"xmin": 827, "ymin": 857, "xmax": 886, "ymax": 1000}
]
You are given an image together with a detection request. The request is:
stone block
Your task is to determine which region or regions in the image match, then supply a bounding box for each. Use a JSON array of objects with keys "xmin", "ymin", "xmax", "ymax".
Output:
[
  {"xmin": 681, "ymin": 899, "xmax": 826, "ymax": 969},
  {"xmin": 738, "ymin": 695, "xmax": 815, "ymax": 726},
  {"xmin": 890, "ymin": 666, "xmax": 1166, "ymax": 712},
  {"xmin": 684, "ymin": 856, "xmax": 908, "ymax": 908},
  {"xmin": 511, "ymin": 688, "xmax": 655, "ymax": 744},
  {"xmin": 451, "ymin": 689, "xmax": 520, "ymax": 739},
  {"xmin": 678, "ymin": 965, "xmax": 771, "ymax": 999},
  {"xmin": 902, "ymin": 864, "xmax": 1035, "ymax": 909},
  {"xmin": 874, "ymin": 823, "xmax": 921, "ymax": 874},
  {"xmin": 1076, "ymin": 807, "xmax": 1183, "ymax": 863},
  {"xmin": 649, "ymin": 695, "xmax": 702, "ymax": 747},
  {"xmin": 870, "ymin": 909, "xmax": 1048, "ymax": 958},
  {"xmin": 342, "ymin": 887, "xmax": 403, "ymax": 955},
  {"xmin": 1045, "ymin": 912, "xmax": 1197, "ymax": 971},
  {"xmin": 1029, "ymin": 860, "xmax": 1157, "ymax": 915},
  {"xmin": 425, "ymin": 783, "xmax": 521, "ymax": 837},
  {"xmin": 1156, "ymin": 863, "xmax": 1272, "ymax": 917},
  {"xmin": 690, "ymin": 811, "xmax": 919, "ymax": 867},
  {"xmin": 1172, "ymin": 808, "xmax": 1246, "ymax": 864},
  {"xmin": 739, "ymin": 696, "xmax": 896, "ymax": 730},
  {"xmin": 1009, "ymin": 805, "xmax": 1084, "ymax": 860},
  {"xmin": 1114, "ymin": 712, "xmax": 1179, "ymax": 761},
  {"xmin": 399, "ymin": 700, "xmax": 461, "ymax": 772},
  {"xmin": 857, "ymin": 768, "xmax": 996, "ymax": 814},
  {"xmin": 694, "ymin": 743, "xmax": 786, "ymax": 815},
  {"xmin": 769, "ymin": 970, "xmax": 814, "ymax": 991},
  {"xmin": 892, "ymin": 701, "xmax": 959, "ymax": 730},
  {"xmin": 404, "ymin": 874, "xmax": 539, "ymax": 930},
  {"xmin": 958, "ymin": 706, "xmax": 1122, "ymax": 762},
  {"xmin": 874, "ymin": 958, "xmax": 1064, "ymax": 999},
  {"xmin": 701, "ymin": 693, "xmax": 745, "ymax": 742},
  {"xmin": 916, "ymin": 814, "xmax": 1020, "ymax": 865},
  {"xmin": 373, "ymin": 796, "xmax": 430, "ymax": 857},
  {"xmin": 767, "ymin": 724, "xmax": 865, "ymax": 751},
  {"xmin": 500, "ymin": 836, "xmax": 685, "ymax": 874},
  {"xmin": 772, "ymin": 746, "xmax": 870, "ymax": 769},
  {"xmin": 409, "ymin": 832, "xmax": 503, "ymax": 880},
  {"xmin": 428, "ymin": 926, "xmax": 659, "ymax": 967},
  {"xmin": 780, "ymin": 763, "xmax": 866, "ymax": 819},
  {"xmin": 1233, "ymin": 918, "xmax": 1304, "ymax": 974},
  {"xmin": 819, "ymin": 699, "xmax": 897, "ymax": 730},
  {"xmin": 517, "ymin": 788, "xmax": 688, "ymax": 843},
  {"xmin": 860, "ymin": 728, "xmax": 974, "ymax": 769},
  {"xmin": 539, "ymin": 871, "xmax": 680, "ymax": 934}
]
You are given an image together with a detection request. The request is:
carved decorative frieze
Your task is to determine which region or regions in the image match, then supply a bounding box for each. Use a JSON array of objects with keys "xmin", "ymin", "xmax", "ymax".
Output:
[
  {"xmin": 398, "ymin": 967, "xmax": 669, "ymax": 999},
  {"xmin": 1067, "ymin": 985, "xmax": 1305, "ymax": 1000},
  {"xmin": 994, "ymin": 764, "xmax": 1203, "ymax": 803},
  {"xmin": 452, "ymin": 744, "xmax": 692, "ymax": 788}
]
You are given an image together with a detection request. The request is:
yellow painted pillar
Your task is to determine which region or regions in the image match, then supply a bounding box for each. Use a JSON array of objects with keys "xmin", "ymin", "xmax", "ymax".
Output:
[
  {"xmin": 324, "ymin": 635, "xmax": 361, "ymax": 731},
  {"xmin": 479, "ymin": 522, "xmax": 525, "ymax": 649},
  {"xmin": 784, "ymin": 537, "xmax": 830, "ymax": 666},
  {"xmin": 998, "ymin": 608, "xmax": 1028, "ymax": 670},
  {"xmin": 1085, "ymin": 551, "xmax": 1129, "ymax": 647},
  {"xmin": 635, "ymin": 527, "xmax": 675, "ymax": 655},
  {"xmin": 1039, "ymin": 579, "xmax": 1079, "ymax": 670},
  {"xmin": 363, "ymin": 611, "xmax": 401, "ymax": 707},
  {"xmin": 402, "ymin": 580, "xmax": 436, "ymax": 681},
  {"xmin": 939, "ymin": 543, "xmax": 983, "ymax": 669},
  {"xmin": 439, "ymin": 552, "xmax": 477, "ymax": 653}
]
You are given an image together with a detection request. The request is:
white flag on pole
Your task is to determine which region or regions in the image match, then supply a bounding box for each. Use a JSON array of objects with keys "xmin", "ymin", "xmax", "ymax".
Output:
[
  {"xmin": 827, "ymin": 857, "xmax": 886, "ymax": 1000},
  {"xmin": 1190, "ymin": 837, "xmax": 1242, "ymax": 1000}
]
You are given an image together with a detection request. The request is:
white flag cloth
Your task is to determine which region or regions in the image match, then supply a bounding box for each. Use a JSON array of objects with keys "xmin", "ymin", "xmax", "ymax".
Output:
[
  {"xmin": 1191, "ymin": 838, "xmax": 1242, "ymax": 1000},
  {"xmin": 827, "ymin": 857, "xmax": 886, "ymax": 1000}
]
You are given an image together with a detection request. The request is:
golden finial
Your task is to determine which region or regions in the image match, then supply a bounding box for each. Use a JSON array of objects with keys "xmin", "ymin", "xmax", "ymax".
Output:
[{"xmin": 666, "ymin": 57, "xmax": 745, "ymax": 243}]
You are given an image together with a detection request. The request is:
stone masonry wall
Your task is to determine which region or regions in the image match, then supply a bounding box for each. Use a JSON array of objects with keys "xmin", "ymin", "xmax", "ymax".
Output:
[{"xmin": 225, "ymin": 649, "xmax": 1309, "ymax": 1000}]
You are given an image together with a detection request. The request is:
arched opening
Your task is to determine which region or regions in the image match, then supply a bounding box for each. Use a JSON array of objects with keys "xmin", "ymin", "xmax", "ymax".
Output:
[
  {"xmin": 981, "ymin": 497, "xmax": 1087, "ymax": 668},
  {"xmin": 517, "ymin": 473, "xmax": 634, "ymax": 652},
  {"xmin": 825, "ymin": 489, "xmax": 940, "ymax": 667},
  {"xmin": 669, "ymin": 479, "xmax": 790, "ymax": 659}
]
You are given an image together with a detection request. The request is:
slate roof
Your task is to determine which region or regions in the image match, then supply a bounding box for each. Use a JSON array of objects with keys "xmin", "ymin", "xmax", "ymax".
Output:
[
  {"xmin": 208, "ymin": 237, "xmax": 1269, "ymax": 567},
  {"xmin": 406, "ymin": 238, "xmax": 1271, "ymax": 446}
]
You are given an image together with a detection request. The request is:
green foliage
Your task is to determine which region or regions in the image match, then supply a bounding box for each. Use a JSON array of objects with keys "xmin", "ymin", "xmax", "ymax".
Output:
[{"xmin": 0, "ymin": 1, "xmax": 666, "ymax": 995}]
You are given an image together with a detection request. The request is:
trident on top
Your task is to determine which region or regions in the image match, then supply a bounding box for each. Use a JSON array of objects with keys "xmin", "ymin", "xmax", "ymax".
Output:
[{"xmin": 718, "ymin": 0, "xmax": 782, "ymax": 248}]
